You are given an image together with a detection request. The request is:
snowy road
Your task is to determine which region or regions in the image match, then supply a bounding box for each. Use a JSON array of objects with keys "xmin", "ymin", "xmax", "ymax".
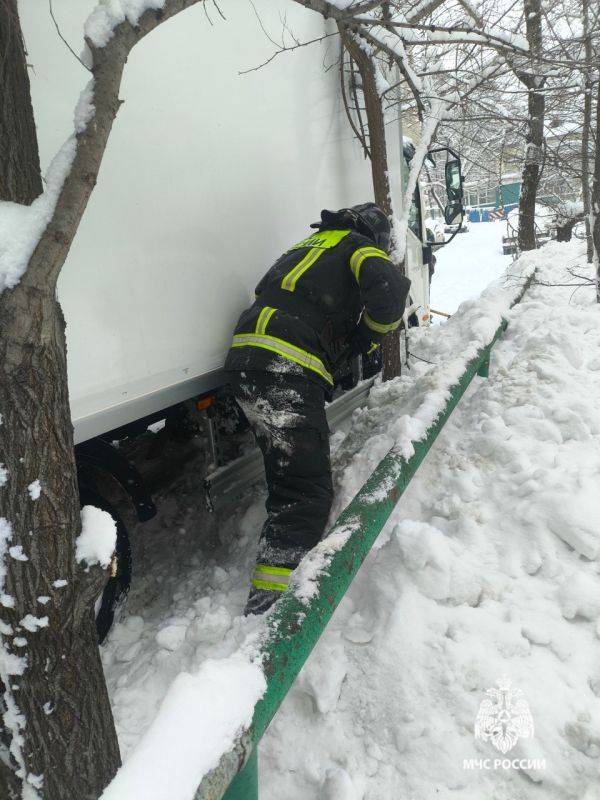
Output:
[
  {"xmin": 102, "ymin": 233, "xmax": 600, "ymax": 800},
  {"xmin": 430, "ymin": 220, "xmax": 511, "ymax": 315}
]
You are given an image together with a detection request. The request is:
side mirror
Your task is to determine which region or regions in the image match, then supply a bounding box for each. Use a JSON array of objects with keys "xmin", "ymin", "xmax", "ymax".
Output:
[
  {"xmin": 444, "ymin": 158, "xmax": 464, "ymax": 225},
  {"xmin": 444, "ymin": 202, "xmax": 463, "ymax": 225},
  {"xmin": 445, "ymin": 158, "xmax": 463, "ymax": 202}
]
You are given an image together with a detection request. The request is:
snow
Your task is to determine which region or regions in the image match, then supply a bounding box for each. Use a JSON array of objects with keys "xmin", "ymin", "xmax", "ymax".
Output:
[
  {"xmin": 74, "ymin": 81, "xmax": 96, "ymax": 134},
  {"xmin": 0, "ymin": 70, "xmax": 98, "ymax": 296},
  {"xmin": 27, "ymin": 480, "xmax": 41, "ymax": 501},
  {"xmin": 19, "ymin": 615, "xmax": 49, "ymax": 633},
  {"xmin": 259, "ymin": 240, "xmax": 600, "ymax": 798},
  {"xmin": 507, "ymin": 204, "xmax": 555, "ymax": 234},
  {"xmin": 292, "ymin": 522, "xmax": 359, "ymax": 604},
  {"xmin": 100, "ymin": 235, "xmax": 600, "ymax": 799},
  {"xmin": 0, "ymin": 138, "xmax": 76, "ymax": 294},
  {"xmin": 85, "ymin": 0, "xmax": 167, "ymax": 47},
  {"xmin": 76, "ymin": 506, "xmax": 117, "ymax": 569},
  {"xmin": 0, "ymin": 518, "xmax": 32, "ymax": 792},
  {"xmin": 100, "ymin": 655, "xmax": 265, "ymax": 800},
  {"xmin": 0, "ymin": 464, "xmax": 7, "ymax": 488},
  {"xmin": 430, "ymin": 221, "xmax": 511, "ymax": 314},
  {"xmin": 9, "ymin": 546, "xmax": 28, "ymax": 562},
  {"xmin": 0, "ymin": 518, "xmax": 13, "ymax": 605},
  {"xmin": 147, "ymin": 419, "xmax": 166, "ymax": 434}
]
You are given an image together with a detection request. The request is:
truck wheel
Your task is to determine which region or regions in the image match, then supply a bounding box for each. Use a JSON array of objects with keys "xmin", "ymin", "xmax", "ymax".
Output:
[{"xmin": 79, "ymin": 488, "xmax": 133, "ymax": 644}]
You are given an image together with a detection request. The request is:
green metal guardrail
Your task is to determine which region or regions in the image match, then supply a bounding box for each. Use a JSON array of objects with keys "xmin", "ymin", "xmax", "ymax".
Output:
[{"xmin": 195, "ymin": 277, "xmax": 532, "ymax": 800}]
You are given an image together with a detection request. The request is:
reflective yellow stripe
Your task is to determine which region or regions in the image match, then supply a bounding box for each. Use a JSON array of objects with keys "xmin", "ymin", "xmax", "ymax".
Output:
[
  {"xmin": 349, "ymin": 247, "xmax": 391, "ymax": 282},
  {"xmin": 289, "ymin": 229, "xmax": 351, "ymax": 250},
  {"xmin": 252, "ymin": 579, "xmax": 288, "ymax": 591},
  {"xmin": 252, "ymin": 565, "xmax": 293, "ymax": 592},
  {"xmin": 282, "ymin": 230, "xmax": 351, "ymax": 291},
  {"xmin": 231, "ymin": 333, "xmax": 334, "ymax": 385},
  {"xmin": 255, "ymin": 306, "xmax": 277, "ymax": 335},
  {"xmin": 255, "ymin": 565, "xmax": 293, "ymax": 576},
  {"xmin": 281, "ymin": 247, "xmax": 323, "ymax": 291},
  {"xmin": 363, "ymin": 311, "xmax": 401, "ymax": 334}
]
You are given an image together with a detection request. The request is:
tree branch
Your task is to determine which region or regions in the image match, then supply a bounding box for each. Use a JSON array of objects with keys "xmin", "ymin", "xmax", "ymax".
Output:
[{"xmin": 20, "ymin": 0, "xmax": 206, "ymax": 295}]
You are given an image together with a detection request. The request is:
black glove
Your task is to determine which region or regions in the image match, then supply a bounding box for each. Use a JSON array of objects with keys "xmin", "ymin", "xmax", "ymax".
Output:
[{"xmin": 347, "ymin": 321, "xmax": 378, "ymax": 358}]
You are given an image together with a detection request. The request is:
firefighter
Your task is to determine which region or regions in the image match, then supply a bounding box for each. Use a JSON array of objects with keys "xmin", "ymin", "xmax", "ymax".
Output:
[{"xmin": 224, "ymin": 203, "xmax": 411, "ymax": 615}]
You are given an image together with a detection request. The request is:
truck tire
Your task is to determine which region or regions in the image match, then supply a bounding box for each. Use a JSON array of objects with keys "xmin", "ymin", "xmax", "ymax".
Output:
[{"xmin": 79, "ymin": 488, "xmax": 133, "ymax": 644}]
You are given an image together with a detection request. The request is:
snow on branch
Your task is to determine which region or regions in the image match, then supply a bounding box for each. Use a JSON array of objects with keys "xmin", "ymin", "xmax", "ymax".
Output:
[
  {"xmin": 404, "ymin": 0, "xmax": 447, "ymax": 24},
  {"xmin": 358, "ymin": 19, "xmax": 530, "ymax": 56}
]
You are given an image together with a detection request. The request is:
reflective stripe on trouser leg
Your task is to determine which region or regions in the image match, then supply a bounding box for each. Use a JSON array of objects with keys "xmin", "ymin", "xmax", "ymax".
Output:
[{"xmin": 252, "ymin": 564, "xmax": 293, "ymax": 592}]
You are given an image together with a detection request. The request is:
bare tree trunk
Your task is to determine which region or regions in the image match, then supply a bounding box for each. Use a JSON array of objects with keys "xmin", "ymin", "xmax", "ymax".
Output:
[
  {"xmin": 556, "ymin": 216, "xmax": 582, "ymax": 242},
  {"xmin": 582, "ymin": 86, "xmax": 593, "ymax": 259},
  {"xmin": 581, "ymin": 0, "xmax": 594, "ymax": 263},
  {"xmin": 592, "ymin": 78, "xmax": 600, "ymax": 300},
  {"xmin": 0, "ymin": 0, "xmax": 42, "ymax": 203},
  {"xmin": 341, "ymin": 28, "xmax": 403, "ymax": 380},
  {"xmin": 517, "ymin": 0, "xmax": 545, "ymax": 252}
]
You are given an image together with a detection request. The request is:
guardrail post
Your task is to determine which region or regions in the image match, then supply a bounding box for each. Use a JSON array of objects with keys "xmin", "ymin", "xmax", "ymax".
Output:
[{"xmin": 222, "ymin": 747, "xmax": 258, "ymax": 800}]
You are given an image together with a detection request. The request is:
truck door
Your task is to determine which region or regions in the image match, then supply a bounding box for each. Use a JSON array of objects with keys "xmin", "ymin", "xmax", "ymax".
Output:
[{"xmin": 404, "ymin": 180, "xmax": 430, "ymax": 326}]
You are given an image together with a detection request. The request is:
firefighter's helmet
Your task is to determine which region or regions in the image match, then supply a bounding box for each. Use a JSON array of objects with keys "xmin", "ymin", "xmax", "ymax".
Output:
[{"xmin": 311, "ymin": 202, "xmax": 391, "ymax": 252}]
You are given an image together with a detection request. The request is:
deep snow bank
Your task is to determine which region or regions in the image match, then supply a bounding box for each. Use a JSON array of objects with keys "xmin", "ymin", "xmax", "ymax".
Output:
[
  {"xmin": 261, "ymin": 241, "xmax": 600, "ymax": 799},
  {"xmin": 102, "ymin": 240, "xmax": 600, "ymax": 799}
]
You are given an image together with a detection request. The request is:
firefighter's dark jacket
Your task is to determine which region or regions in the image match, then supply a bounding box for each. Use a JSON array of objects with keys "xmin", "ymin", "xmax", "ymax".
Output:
[{"xmin": 224, "ymin": 228, "xmax": 411, "ymax": 389}]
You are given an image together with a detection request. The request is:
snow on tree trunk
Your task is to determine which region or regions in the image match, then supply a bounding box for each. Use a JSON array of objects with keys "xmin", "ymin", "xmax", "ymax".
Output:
[
  {"xmin": 0, "ymin": 6, "xmax": 122, "ymax": 797},
  {"xmin": 0, "ymin": 2, "xmax": 206, "ymax": 795},
  {"xmin": 0, "ymin": 281, "xmax": 121, "ymax": 799}
]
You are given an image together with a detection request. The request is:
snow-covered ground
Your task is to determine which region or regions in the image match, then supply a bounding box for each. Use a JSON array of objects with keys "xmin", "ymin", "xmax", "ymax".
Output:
[
  {"xmin": 261, "ymin": 241, "xmax": 600, "ymax": 799},
  {"xmin": 430, "ymin": 220, "xmax": 511, "ymax": 315},
  {"xmin": 102, "ymin": 233, "xmax": 600, "ymax": 799}
]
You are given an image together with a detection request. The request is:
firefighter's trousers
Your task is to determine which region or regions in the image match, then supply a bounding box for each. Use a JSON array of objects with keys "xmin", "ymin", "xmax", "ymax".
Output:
[{"xmin": 227, "ymin": 370, "xmax": 333, "ymax": 569}]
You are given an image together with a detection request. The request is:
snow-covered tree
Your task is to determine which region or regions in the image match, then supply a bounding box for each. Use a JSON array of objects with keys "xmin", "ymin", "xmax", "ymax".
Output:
[
  {"xmin": 0, "ymin": 3, "xmax": 205, "ymax": 798},
  {"xmin": 289, "ymin": 0, "xmax": 531, "ymax": 374}
]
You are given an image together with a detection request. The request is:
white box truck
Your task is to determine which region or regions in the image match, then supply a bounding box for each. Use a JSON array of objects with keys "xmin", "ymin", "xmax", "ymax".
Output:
[{"xmin": 21, "ymin": 0, "xmax": 462, "ymax": 637}]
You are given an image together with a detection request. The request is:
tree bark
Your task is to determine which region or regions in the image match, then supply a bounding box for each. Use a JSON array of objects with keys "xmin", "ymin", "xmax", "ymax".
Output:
[
  {"xmin": 0, "ymin": 2, "xmax": 204, "ymax": 796},
  {"xmin": 0, "ymin": 5, "xmax": 120, "ymax": 797},
  {"xmin": 0, "ymin": 0, "xmax": 42, "ymax": 203},
  {"xmin": 0, "ymin": 284, "xmax": 120, "ymax": 799},
  {"xmin": 592, "ymin": 78, "xmax": 600, "ymax": 301},
  {"xmin": 556, "ymin": 216, "xmax": 582, "ymax": 242},
  {"xmin": 341, "ymin": 28, "xmax": 403, "ymax": 380},
  {"xmin": 581, "ymin": 0, "xmax": 594, "ymax": 263},
  {"xmin": 517, "ymin": 0, "xmax": 545, "ymax": 252}
]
